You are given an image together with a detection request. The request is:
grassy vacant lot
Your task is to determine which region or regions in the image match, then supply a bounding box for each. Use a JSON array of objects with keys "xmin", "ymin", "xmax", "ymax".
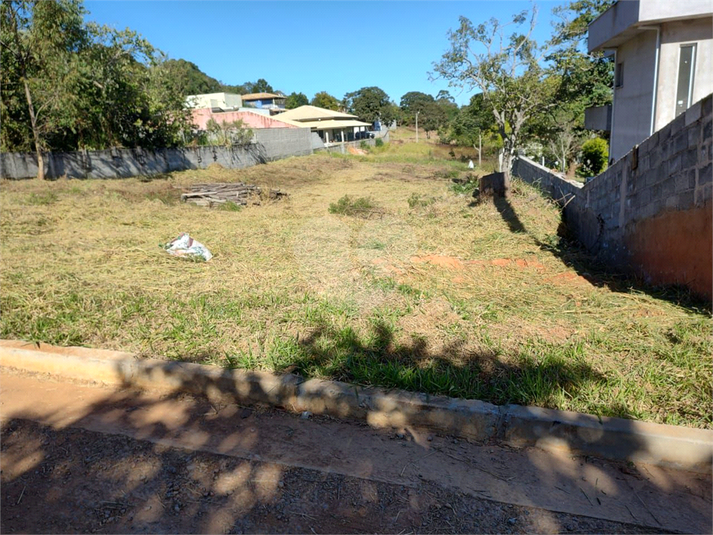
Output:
[{"xmin": 1, "ymin": 140, "xmax": 710, "ymax": 428}]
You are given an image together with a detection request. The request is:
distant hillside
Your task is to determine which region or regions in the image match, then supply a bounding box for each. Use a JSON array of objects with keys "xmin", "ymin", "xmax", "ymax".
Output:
[{"xmin": 164, "ymin": 59, "xmax": 247, "ymax": 96}]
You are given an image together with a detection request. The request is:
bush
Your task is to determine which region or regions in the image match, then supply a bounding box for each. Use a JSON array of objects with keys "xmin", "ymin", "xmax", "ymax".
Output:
[
  {"xmin": 375, "ymin": 138, "xmax": 384, "ymax": 147},
  {"xmin": 328, "ymin": 195, "xmax": 380, "ymax": 218},
  {"xmin": 578, "ymin": 138, "xmax": 608, "ymax": 179},
  {"xmin": 407, "ymin": 193, "xmax": 436, "ymax": 209}
]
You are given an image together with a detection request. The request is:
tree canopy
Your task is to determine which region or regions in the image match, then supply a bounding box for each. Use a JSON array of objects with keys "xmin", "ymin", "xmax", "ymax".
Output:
[
  {"xmin": 285, "ymin": 92, "xmax": 308, "ymax": 109},
  {"xmin": 1, "ymin": 0, "xmax": 191, "ymax": 177},
  {"xmin": 311, "ymin": 91, "xmax": 340, "ymax": 110},
  {"xmin": 343, "ymin": 86, "xmax": 396, "ymax": 125},
  {"xmin": 432, "ymin": 6, "xmax": 557, "ymax": 181}
]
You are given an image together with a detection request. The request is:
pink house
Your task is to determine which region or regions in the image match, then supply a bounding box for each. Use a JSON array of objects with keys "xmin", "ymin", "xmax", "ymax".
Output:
[{"xmin": 191, "ymin": 108, "xmax": 299, "ymax": 130}]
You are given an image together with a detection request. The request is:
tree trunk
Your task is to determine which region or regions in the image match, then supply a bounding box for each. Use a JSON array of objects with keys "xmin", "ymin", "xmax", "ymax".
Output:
[{"xmin": 22, "ymin": 76, "xmax": 44, "ymax": 180}]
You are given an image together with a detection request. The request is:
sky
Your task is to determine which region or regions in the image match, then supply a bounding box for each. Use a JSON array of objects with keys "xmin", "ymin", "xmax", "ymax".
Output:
[{"xmin": 84, "ymin": 1, "xmax": 569, "ymax": 106}]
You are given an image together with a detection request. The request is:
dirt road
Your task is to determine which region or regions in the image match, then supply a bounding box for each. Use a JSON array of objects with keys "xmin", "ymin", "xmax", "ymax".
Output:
[{"xmin": 1, "ymin": 368, "xmax": 710, "ymax": 533}]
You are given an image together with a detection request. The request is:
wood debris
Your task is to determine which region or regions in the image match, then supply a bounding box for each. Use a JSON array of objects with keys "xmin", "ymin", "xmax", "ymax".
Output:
[{"xmin": 181, "ymin": 183, "xmax": 287, "ymax": 207}]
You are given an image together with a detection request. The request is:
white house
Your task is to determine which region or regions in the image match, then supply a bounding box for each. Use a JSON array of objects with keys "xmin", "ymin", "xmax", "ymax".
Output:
[
  {"xmin": 185, "ymin": 92, "xmax": 243, "ymax": 111},
  {"xmin": 586, "ymin": 0, "xmax": 713, "ymax": 162}
]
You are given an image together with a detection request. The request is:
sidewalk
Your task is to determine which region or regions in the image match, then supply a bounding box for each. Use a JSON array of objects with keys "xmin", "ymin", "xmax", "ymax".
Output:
[{"xmin": 1, "ymin": 368, "xmax": 710, "ymax": 533}]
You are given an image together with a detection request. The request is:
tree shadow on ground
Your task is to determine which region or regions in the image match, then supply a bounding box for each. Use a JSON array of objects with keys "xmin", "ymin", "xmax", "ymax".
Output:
[
  {"xmin": 487, "ymin": 190, "xmax": 711, "ymax": 314},
  {"xmin": 1, "ymin": 345, "xmax": 710, "ymax": 534},
  {"xmin": 289, "ymin": 319, "xmax": 611, "ymax": 414}
]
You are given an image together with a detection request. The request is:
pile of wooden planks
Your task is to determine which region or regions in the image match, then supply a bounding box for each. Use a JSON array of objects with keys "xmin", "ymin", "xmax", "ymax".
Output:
[{"xmin": 181, "ymin": 183, "xmax": 287, "ymax": 207}]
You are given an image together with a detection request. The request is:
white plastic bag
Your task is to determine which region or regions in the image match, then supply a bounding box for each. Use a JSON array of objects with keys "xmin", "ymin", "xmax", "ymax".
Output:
[{"xmin": 163, "ymin": 233, "xmax": 213, "ymax": 261}]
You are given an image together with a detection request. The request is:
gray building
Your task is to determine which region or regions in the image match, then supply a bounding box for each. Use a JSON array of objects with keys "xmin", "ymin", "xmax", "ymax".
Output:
[{"xmin": 586, "ymin": 0, "xmax": 712, "ymax": 162}]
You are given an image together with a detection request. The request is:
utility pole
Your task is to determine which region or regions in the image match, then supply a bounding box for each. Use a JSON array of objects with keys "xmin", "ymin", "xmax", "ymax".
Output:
[{"xmin": 415, "ymin": 111, "xmax": 420, "ymax": 143}]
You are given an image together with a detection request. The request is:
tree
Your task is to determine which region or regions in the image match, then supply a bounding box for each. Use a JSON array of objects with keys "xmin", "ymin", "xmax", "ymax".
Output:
[
  {"xmin": 432, "ymin": 6, "xmax": 556, "ymax": 185},
  {"xmin": 285, "ymin": 92, "xmax": 308, "ymax": 109},
  {"xmin": 343, "ymin": 86, "xmax": 395, "ymax": 125},
  {"xmin": 441, "ymin": 93, "xmax": 500, "ymax": 162},
  {"xmin": 1, "ymin": 0, "xmax": 193, "ymax": 166},
  {"xmin": 245, "ymin": 78, "xmax": 273, "ymax": 94},
  {"xmin": 1, "ymin": 0, "xmax": 88, "ymax": 178},
  {"xmin": 399, "ymin": 91, "xmax": 434, "ymax": 126},
  {"xmin": 523, "ymin": 0, "xmax": 615, "ymax": 173},
  {"xmin": 311, "ymin": 91, "xmax": 339, "ymax": 110},
  {"xmin": 162, "ymin": 59, "xmax": 221, "ymax": 95}
]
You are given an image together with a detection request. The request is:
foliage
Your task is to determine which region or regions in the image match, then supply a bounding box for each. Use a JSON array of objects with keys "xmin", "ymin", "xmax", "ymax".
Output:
[
  {"xmin": 162, "ymin": 59, "xmax": 221, "ymax": 95},
  {"xmin": 374, "ymin": 138, "xmax": 384, "ymax": 148},
  {"xmin": 0, "ymin": 0, "xmax": 192, "ymax": 171},
  {"xmin": 535, "ymin": 0, "xmax": 615, "ymax": 172},
  {"xmin": 577, "ymin": 137, "xmax": 608, "ymax": 178},
  {"xmin": 285, "ymin": 92, "xmax": 308, "ymax": 109},
  {"xmin": 328, "ymin": 195, "xmax": 379, "ymax": 218},
  {"xmin": 343, "ymin": 86, "xmax": 396, "ymax": 126},
  {"xmin": 440, "ymin": 93, "xmax": 499, "ymax": 150},
  {"xmin": 205, "ymin": 118, "xmax": 253, "ymax": 147},
  {"xmin": 432, "ymin": 6, "xmax": 557, "ymax": 182},
  {"xmin": 244, "ymin": 78, "xmax": 273, "ymax": 94},
  {"xmin": 399, "ymin": 91, "xmax": 434, "ymax": 126},
  {"xmin": 311, "ymin": 91, "xmax": 340, "ymax": 110}
]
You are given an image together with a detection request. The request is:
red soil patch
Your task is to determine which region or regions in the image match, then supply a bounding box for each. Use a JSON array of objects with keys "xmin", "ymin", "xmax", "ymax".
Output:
[
  {"xmin": 410, "ymin": 255, "xmax": 545, "ymax": 271},
  {"xmin": 546, "ymin": 272, "xmax": 591, "ymax": 286}
]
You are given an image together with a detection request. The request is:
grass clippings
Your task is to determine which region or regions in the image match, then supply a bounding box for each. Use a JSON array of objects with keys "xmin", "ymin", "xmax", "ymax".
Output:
[{"xmin": 1, "ymin": 141, "xmax": 710, "ymax": 429}]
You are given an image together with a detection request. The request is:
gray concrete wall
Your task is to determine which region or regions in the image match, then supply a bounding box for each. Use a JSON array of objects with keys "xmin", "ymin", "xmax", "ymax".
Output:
[
  {"xmin": 610, "ymin": 29, "xmax": 658, "ymax": 161},
  {"xmin": 0, "ymin": 128, "xmax": 315, "ymax": 180},
  {"xmin": 315, "ymin": 139, "xmax": 376, "ymax": 155},
  {"xmin": 655, "ymin": 18, "xmax": 713, "ymax": 131},
  {"xmin": 513, "ymin": 93, "xmax": 712, "ymax": 298}
]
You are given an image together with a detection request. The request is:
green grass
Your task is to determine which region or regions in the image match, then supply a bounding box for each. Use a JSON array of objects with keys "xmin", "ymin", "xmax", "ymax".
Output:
[
  {"xmin": 328, "ymin": 195, "xmax": 380, "ymax": 218},
  {"xmin": 1, "ymin": 149, "xmax": 711, "ymax": 429}
]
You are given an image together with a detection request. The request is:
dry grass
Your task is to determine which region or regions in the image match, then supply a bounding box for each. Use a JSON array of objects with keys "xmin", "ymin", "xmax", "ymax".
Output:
[{"xmin": 1, "ymin": 146, "xmax": 710, "ymax": 428}]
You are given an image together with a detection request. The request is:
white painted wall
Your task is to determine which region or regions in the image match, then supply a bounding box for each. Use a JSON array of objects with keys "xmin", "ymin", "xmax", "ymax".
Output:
[
  {"xmin": 185, "ymin": 93, "xmax": 243, "ymax": 110},
  {"xmin": 654, "ymin": 18, "xmax": 713, "ymax": 130},
  {"xmin": 610, "ymin": 30, "xmax": 657, "ymax": 161}
]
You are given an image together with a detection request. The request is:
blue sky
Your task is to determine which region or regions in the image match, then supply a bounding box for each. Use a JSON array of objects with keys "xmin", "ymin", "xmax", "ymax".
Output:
[{"xmin": 84, "ymin": 1, "xmax": 568, "ymax": 106}]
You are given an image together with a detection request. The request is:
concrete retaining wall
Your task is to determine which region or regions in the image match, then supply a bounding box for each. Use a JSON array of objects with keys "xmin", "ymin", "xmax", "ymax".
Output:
[
  {"xmin": 0, "ymin": 128, "xmax": 320, "ymax": 180},
  {"xmin": 513, "ymin": 93, "xmax": 712, "ymax": 299}
]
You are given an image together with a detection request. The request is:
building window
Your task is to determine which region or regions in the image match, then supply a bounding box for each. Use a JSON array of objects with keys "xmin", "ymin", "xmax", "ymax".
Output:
[
  {"xmin": 615, "ymin": 62, "xmax": 624, "ymax": 88},
  {"xmin": 675, "ymin": 44, "xmax": 696, "ymax": 117}
]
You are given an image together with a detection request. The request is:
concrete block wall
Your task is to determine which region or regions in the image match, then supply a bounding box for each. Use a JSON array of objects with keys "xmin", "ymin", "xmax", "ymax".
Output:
[
  {"xmin": 315, "ymin": 139, "xmax": 376, "ymax": 155},
  {"xmin": 0, "ymin": 128, "xmax": 316, "ymax": 180},
  {"xmin": 513, "ymin": 93, "xmax": 712, "ymax": 299}
]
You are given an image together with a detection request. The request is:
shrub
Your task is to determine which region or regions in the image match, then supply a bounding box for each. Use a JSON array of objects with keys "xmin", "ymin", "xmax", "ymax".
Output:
[
  {"xmin": 328, "ymin": 195, "xmax": 379, "ymax": 217},
  {"xmin": 407, "ymin": 193, "xmax": 436, "ymax": 209},
  {"xmin": 578, "ymin": 138, "xmax": 608, "ymax": 179},
  {"xmin": 375, "ymin": 138, "xmax": 384, "ymax": 147}
]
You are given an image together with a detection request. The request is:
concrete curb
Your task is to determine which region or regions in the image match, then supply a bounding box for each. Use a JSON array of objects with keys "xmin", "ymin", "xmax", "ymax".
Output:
[{"xmin": 1, "ymin": 340, "xmax": 711, "ymax": 473}]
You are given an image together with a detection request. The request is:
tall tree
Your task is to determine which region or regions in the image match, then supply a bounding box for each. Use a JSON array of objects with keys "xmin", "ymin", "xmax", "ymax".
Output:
[
  {"xmin": 343, "ymin": 86, "xmax": 396, "ymax": 126},
  {"xmin": 311, "ymin": 91, "xmax": 339, "ymax": 110},
  {"xmin": 399, "ymin": 91, "xmax": 434, "ymax": 126},
  {"xmin": 285, "ymin": 92, "xmax": 308, "ymax": 109},
  {"xmin": 1, "ymin": 0, "xmax": 193, "ymax": 165},
  {"xmin": 245, "ymin": 78, "xmax": 273, "ymax": 94},
  {"xmin": 432, "ymin": 6, "xmax": 556, "ymax": 184},
  {"xmin": 1, "ymin": 0, "xmax": 88, "ymax": 178}
]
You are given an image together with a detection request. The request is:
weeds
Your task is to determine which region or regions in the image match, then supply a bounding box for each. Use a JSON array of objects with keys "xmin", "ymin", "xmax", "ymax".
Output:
[
  {"xmin": 1, "ymin": 147, "xmax": 710, "ymax": 428},
  {"xmin": 26, "ymin": 191, "xmax": 58, "ymax": 205},
  {"xmin": 328, "ymin": 195, "xmax": 380, "ymax": 218}
]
